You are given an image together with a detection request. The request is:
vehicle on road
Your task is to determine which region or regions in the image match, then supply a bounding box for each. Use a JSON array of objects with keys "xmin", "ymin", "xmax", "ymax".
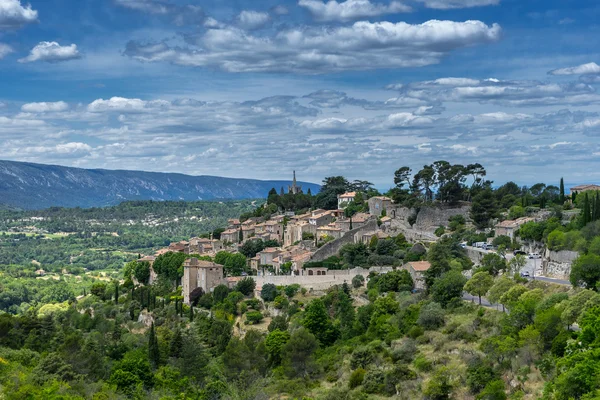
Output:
[
  {"xmin": 483, "ymin": 244, "xmax": 494, "ymax": 250},
  {"xmin": 460, "ymin": 242, "xmax": 467, "ymax": 248},
  {"xmin": 528, "ymin": 253, "xmax": 541, "ymax": 259},
  {"xmin": 474, "ymin": 242, "xmax": 485, "ymax": 248},
  {"xmin": 520, "ymin": 271, "xmax": 530, "ymax": 277},
  {"xmin": 513, "ymin": 250, "xmax": 527, "ymax": 256}
]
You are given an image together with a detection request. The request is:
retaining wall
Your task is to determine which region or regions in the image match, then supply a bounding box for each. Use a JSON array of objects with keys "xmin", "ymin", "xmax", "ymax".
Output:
[{"xmin": 309, "ymin": 219, "xmax": 378, "ymax": 262}]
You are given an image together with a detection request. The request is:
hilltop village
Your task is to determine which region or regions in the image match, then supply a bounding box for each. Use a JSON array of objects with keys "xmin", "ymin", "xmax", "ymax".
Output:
[{"xmin": 134, "ymin": 171, "xmax": 595, "ymax": 305}]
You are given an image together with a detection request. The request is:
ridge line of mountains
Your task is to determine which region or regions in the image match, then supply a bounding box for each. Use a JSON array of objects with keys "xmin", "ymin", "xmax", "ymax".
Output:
[{"xmin": 0, "ymin": 160, "xmax": 321, "ymax": 210}]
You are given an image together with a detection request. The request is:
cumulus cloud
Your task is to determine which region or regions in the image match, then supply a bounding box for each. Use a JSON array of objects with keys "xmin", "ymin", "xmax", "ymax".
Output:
[
  {"xmin": 87, "ymin": 97, "xmax": 170, "ymax": 113},
  {"xmin": 0, "ymin": 0, "xmax": 38, "ymax": 29},
  {"xmin": 18, "ymin": 42, "xmax": 82, "ymax": 63},
  {"xmin": 0, "ymin": 43, "xmax": 12, "ymax": 59},
  {"xmin": 21, "ymin": 101, "xmax": 69, "ymax": 113},
  {"xmin": 236, "ymin": 10, "xmax": 271, "ymax": 30},
  {"xmin": 549, "ymin": 62, "xmax": 600, "ymax": 76},
  {"xmin": 271, "ymin": 5, "xmax": 289, "ymax": 15},
  {"xmin": 114, "ymin": 0, "xmax": 203, "ymax": 25},
  {"xmin": 416, "ymin": 0, "xmax": 500, "ymax": 9},
  {"xmin": 298, "ymin": 0, "xmax": 411, "ymax": 22},
  {"xmin": 124, "ymin": 20, "xmax": 501, "ymax": 73}
]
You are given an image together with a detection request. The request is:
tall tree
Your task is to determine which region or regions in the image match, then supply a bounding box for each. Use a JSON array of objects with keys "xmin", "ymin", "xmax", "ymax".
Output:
[
  {"xmin": 559, "ymin": 177, "xmax": 565, "ymax": 204},
  {"xmin": 148, "ymin": 323, "xmax": 160, "ymax": 368},
  {"xmin": 464, "ymin": 271, "xmax": 494, "ymax": 305},
  {"xmin": 584, "ymin": 193, "xmax": 591, "ymax": 226}
]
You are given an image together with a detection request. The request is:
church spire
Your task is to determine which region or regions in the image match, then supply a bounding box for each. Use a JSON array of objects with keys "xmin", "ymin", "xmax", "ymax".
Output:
[{"xmin": 293, "ymin": 170, "xmax": 297, "ymax": 185}]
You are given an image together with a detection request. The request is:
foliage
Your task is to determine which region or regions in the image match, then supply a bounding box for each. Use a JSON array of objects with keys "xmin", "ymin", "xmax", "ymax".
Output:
[
  {"xmin": 261, "ymin": 283, "xmax": 278, "ymax": 302},
  {"xmin": 235, "ymin": 277, "xmax": 256, "ymax": 296},
  {"xmin": 431, "ymin": 271, "xmax": 468, "ymax": 307}
]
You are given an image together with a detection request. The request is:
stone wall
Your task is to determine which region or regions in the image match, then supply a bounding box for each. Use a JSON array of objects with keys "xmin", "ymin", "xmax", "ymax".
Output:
[
  {"xmin": 386, "ymin": 204, "xmax": 470, "ymax": 242},
  {"xmin": 466, "ymin": 247, "xmax": 487, "ymax": 265},
  {"xmin": 309, "ymin": 219, "xmax": 379, "ymax": 262},
  {"xmin": 252, "ymin": 266, "xmax": 394, "ymax": 291},
  {"xmin": 543, "ymin": 249, "xmax": 579, "ymax": 278}
]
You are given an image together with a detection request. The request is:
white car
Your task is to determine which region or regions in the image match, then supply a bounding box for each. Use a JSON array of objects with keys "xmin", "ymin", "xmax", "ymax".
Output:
[{"xmin": 528, "ymin": 253, "xmax": 541, "ymax": 259}]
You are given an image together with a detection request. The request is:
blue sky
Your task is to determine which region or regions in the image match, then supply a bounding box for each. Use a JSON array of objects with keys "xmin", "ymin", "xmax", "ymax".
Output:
[{"xmin": 1, "ymin": 0, "xmax": 600, "ymax": 189}]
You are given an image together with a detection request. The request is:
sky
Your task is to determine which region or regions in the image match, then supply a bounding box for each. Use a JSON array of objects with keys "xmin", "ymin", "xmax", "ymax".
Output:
[{"xmin": 0, "ymin": 0, "xmax": 599, "ymax": 189}]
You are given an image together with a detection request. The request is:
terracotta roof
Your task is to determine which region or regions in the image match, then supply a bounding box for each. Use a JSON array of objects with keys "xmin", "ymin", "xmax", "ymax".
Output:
[
  {"xmin": 371, "ymin": 196, "xmax": 391, "ymax": 201},
  {"xmin": 495, "ymin": 217, "xmax": 534, "ymax": 229},
  {"xmin": 184, "ymin": 258, "xmax": 219, "ymax": 268},
  {"xmin": 221, "ymin": 229, "xmax": 238, "ymax": 235},
  {"xmin": 380, "ymin": 216, "xmax": 392, "ymax": 222},
  {"xmin": 339, "ymin": 192, "xmax": 357, "ymax": 198},
  {"xmin": 571, "ymin": 184, "xmax": 600, "ymax": 191},
  {"xmin": 408, "ymin": 261, "xmax": 431, "ymax": 272}
]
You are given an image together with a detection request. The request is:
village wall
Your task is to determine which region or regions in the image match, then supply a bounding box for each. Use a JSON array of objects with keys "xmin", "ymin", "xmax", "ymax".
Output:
[
  {"xmin": 252, "ymin": 266, "xmax": 394, "ymax": 290},
  {"xmin": 309, "ymin": 219, "xmax": 378, "ymax": 262}
]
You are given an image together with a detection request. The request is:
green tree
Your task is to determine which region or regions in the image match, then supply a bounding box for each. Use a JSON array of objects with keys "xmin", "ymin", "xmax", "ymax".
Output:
[
  {"xmin": 560, "ymin": 177, "xmax": 565, "ymax": 204},
  {"xmin": 265, "ymin": 329, "xmax": 290, "ymax": 366},
  {"xmin": 261, "ymin": 283, "xmax": 278, "ymax": 302},
  {"xmin": 134, "ymin": 261, "xmax": 151, "ymax": 285},
  {"xmin": 471, "ymin": 188, "xmax": 499, "ymax": 229},
  {"xmin": 570, "ymin": 254, "xmax": 600, "ymax": 290},
  {"xmin": 213, "ymin": 284, "xmax": 229, "ymax": 304},
  {"xmin": 464, "ymin": 271, "xmax": 494, "ymax": 305},
  {"xmin": 148, "ymin": 323, "xmax": 160, "ymax": 369},
  {"xmin": 303, "ymin": 299, "xmax": 339, "ymax": 346},
  {"xmin": 281, "ymin": 327, "xmax": 319, "ymax": 378},
  {"xmin": 479, "ymin": 253, "xmax": 507, "ymax": 276},
  {"xmin": 90, "ymin": 282, "xmax": 107, "ymax": 300},
  {"xmin": 423, "ymin": 366, "xmax": 454, "ymax": 399},
  {"xmin": 431, "ymin": 271, "xmax": 467, "ymax": 307},
  {"xmin": 235, "ymin": 277, "xmax": 256, "ymax": 296}
]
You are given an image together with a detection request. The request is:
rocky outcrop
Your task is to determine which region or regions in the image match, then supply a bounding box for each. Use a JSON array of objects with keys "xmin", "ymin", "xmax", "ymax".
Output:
[
  {"xmin": 543, "ymin": 249, "xmax": 579, "ymax": 279},
  {"xmin": 386, "ymin": 203, "xmax": 471, "ymax": 242}
]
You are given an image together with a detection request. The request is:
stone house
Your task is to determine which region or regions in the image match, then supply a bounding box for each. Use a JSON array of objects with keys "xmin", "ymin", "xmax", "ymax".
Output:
[
  {"xmin": 570, "ymin": 184, "xmax": 600, "ymax": 195},
  {"xmin": 309, "ymin": 211, "xmax": 335, "ymax": 227},
  {"xmin": 359, "ymin": 230, "xmax": 390, "ymax": 245},
  {"xmin": 380, "ymin": 216, "xmax": 392, "ymax": 229},
  {"xmin": 368, "ymin": 196, "xmax": 393, "ymax": 217},
  {"xmin": 405, "ymin": 261, "xmax": 431, "ymax": 290},
  {"xmin": 221, "ymin": 229, "xmax": 240, "ymax": 244},
  {"xmin": 317, "ymin": 224, "xmax": 343, "ymax": 240},
  {"xmin": 241, "ymin": 225, "xmax": 256, "ymax": 241},
  {"xmin": 338, "ymin": 192, "xmax": 357, "ymax": 208},
  {"xmin": 284, "ymin": 221, "xmax": 316, "ymax": 247},
  {"xmin": 337, "ymin": 212, "xmax": 372, "ymax": 232},
  {"xmin": 258, "ymin": 247, "xmax": 281, "ymax": 266},
  {"xmin": 305, "ymin": 266, "xmax": 328, "ymax": 276},
  {"xmin": 494, "ymin": 217, "xmax": 534, "ymax": 239},
  {"xmin": 168, "ymin": 241, "xmax": 188, "ymax": 253},
  {"xmin": 182, "ymin": 257, "xmax": 224, "ymax": 304},
  {"xmin": 227, "ymin": 219, "xmax": 241, "ymax": 229},
  {"xmin": 264, "ymin": 220, "xmax": 284, "ymax": 242}
]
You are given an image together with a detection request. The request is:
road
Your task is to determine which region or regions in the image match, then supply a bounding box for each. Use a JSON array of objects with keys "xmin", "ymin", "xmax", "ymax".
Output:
[{"xmin": 466, "ymin": 246, "xmax": 571, "ymax": 286}]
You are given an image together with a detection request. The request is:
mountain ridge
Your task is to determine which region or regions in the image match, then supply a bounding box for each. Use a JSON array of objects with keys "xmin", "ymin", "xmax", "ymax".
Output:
[{"xmin": 0, "ymin": 160, "xmax": 320, "ymax": 210}]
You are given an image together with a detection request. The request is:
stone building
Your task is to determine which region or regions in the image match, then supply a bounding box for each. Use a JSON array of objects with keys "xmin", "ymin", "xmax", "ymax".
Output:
[
  {"xmin": 570, "ymin": 184, "xmax": 600, "ymax": 195},
  {"xmin": 182, "ymin": 257, "xmax": 224, "ymax": 304},
  {"xmin": 404, "ymin": 261, "xmax": 431, "ymax": 290},
  {"xmin": 221, "ymin": 229, "xmax": 240, "ymax": 244},
  {"xmin": 368, "ymin": 196, "xmax": 393, "ymax": 217},
  {"xmin": 288, "ymin": 171, "xmax": 303, "ymax": 194},
  {"xmin": 338, "ymin": 192, "xmax": 357, "ymax": 208},
  {"xmin": 494, "ymin": 217, "xmax": 534, "ymax": 239},
  {"xmin": 309, "ymin": 211, "xmax": 335, "ymax": 227}
]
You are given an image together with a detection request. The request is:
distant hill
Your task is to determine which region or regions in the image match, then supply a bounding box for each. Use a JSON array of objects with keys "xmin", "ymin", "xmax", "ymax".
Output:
[{"xmin": 0, "ymin": 160, "xmax": 320, "ymax": 210}]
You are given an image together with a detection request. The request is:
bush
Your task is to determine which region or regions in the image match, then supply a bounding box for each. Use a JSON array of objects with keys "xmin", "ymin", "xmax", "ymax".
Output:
[
  {"xmin": 413, "ymin": 354, "xmax": 433, "ymax": 372},
  {"xmin": 363, "ymin": 369, "xmax": 385, "ymax": 394},
  {"xmin": 268, "ymin": 315, "xmax": 288, "ymax": 332},
  {"xmin": 349, "ymin": 368, "xmax": 366, "ymax": 389},
  {"xmin": 235, "ymin": 277, "xmax": 256, "ymax": 296},
  {"xmin": 467, "ymin": 359, "xmax": 497, "ymax": 394},
  {"xmin": 435, "ymin": 226, "xmax": 446, "ymax": 237},
  {"xmin": 284, "ymin": 284, "xmax": 301, "ymax": 298},
  {"xmin": 407, "ymin": 326, "xmax": 424, "ymax": 339},
  {"xmin": 417, "ymin": 302, "xmax": 445, "ymax": 330},
  {"xmin": 351, "ymin": 347, "xmax": 375, "ymax": 370},
  {"xmin": 391, "ymin": 339, "xmax": 418, "ymax": 363},
  {"xmin": 246, "ymin": 311, "xmax": 264, "ymax": 325},
  {"xmin": 352, "ymin": 275, "xmax": 365, "ymax": 288},
  {"xmin": 261, "ymin": 283, "xmax": 278, "ymax": 302}
]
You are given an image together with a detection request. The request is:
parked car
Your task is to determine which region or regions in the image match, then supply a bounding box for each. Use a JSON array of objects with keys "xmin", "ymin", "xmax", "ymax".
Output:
[
  {"xmin": 520, "ymin": 271, "xmax": 530, "ymax": 277},
  {"xmin": 474, "ymin": 242, "xmax": 485, "ymax": 248},
  {"xmin": 483, "ymin": 244, "xmax": 494, "ymax": 250},
  {"xmin": 528, "ymin": 253, "xmax": 541, "ymax": 259},
  {"xmin": 513, "ymin": 250, "xmax": 527, "ymax": 256},
  {"xmin": 460, "ymin": 242, "xmax": 467, "ymax": 249}
]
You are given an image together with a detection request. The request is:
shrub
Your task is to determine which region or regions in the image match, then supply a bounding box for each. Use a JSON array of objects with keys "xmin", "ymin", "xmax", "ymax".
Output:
[
  {"xmin": 391, "ymin": 339, "xmax": 418, "ymax": 363},
  {"xmin": 268, "ymin": 315, "xmax": 288, "ymax": 332},
  {"xmin": 261, "ymin": 283, "xmax": 278, "ymax": 302},
  {"xmin": 435, "ymin": 226, "xmax": 446, "ymax": 237},
  {"xmin": 413, "ymin": 354, "xmax": 433, "ymax": 372},
  {"xmin": 284, "ymin": 284, "xmax": 301, "ymax": 298},
  {"xmin": 417, "ymin": 302, "xmax": 445, "ymax": 330},
  {"xmin": 246, "ymin": 311, "xmax": 264, "ymax": 324},
  {"xmin": 407, "ymin": 326, "xmax": 424, "ymax": 339},
  {"xmin": 273, "ymin": 295, "xmax": 289, "ymax": 309},
  {"xmin": 467, "ymin": 359, "xmax": 497, "ymax": 394},
  {"xmin": 352, "ymin": 275, "xmax": 365, "ymax": 288},
  {"xmin": 235, "ymin": 277, "xmax": 256, "ymax": 296},
  {"xmin": 363, "ymin": 369, "xmax": 385, "ymax": 394},
  {"xmin": 350, "ymin": 347, "xmax": 375, "ymax": 370},
  {"xmin": 349, "ymin": 368, "xmax": 366, "ymax": 389}
]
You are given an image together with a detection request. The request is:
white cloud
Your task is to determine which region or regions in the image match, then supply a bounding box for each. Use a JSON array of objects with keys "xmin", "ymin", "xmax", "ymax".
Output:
[
  {"xmin": 416, "ymin": 0, "xmax": 500, "ymax": 9},
  {"xmin": 271, "ymin": 5, "xmax": 289, "ymax": 15},
  {"xmin": 88, "ymin": 97, "xmax": 170, "ymax": 113},
  {"xmin": 298, "ymin": 0, "xmax": 411, "ymax": 22},
  {"xmin": 0, "ymin": 0, "xmax": 38, "ymax": 29},
  {"xmin": 549, "ymin": 62, "xmax": 600, "ymax": 76},
  {"xmin": 236, "ymin": 10, "xmax": 271, "ymax": 30},
  {"xmin": 0, "ymin": 43, "xmax": 12, "ymax": 59},
  {"xmin": 114, "ymin": 0, "xmax": 203, "ymax": 25},
  {"xmin": 124, "ymin": 20, "xmax": 501, "ymax": 73},
  {"xmin": 21, "ymin": 101, "xmax": 69, "ymax": 113},
  {"xmin": 18, "ymin": 42, "xmax": 82, "ymax": 63}
]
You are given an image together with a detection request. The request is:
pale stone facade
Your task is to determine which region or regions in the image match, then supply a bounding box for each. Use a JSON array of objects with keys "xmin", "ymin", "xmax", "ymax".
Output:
[{"xmin": 182, "ymin": 257, "xmax": 224, "ymax": 304}]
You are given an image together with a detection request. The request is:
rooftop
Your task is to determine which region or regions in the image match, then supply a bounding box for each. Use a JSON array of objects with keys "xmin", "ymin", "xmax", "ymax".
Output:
[
  {"xmin": 408, "ymin": 261, "xmax": 431, "ymax": 272},
  {"xmin": 339, "ymin": 192, "xmax": 357, "ymax": 198}
]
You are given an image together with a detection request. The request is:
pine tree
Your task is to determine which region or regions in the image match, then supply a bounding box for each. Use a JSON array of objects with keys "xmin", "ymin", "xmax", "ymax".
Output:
[
  {"xmin": 560, "ymin": 178, "xmax": 565, "ymax": 204},
  {"xmin": 148, "ymin": 323, "xmax": 160, "ymax": 368}
]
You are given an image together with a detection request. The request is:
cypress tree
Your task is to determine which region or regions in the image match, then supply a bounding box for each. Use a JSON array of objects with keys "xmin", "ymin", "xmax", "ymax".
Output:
[
  {"xmin": 596, "ymin": 193, "xmax": 600, "ymax": 221},
  {"xmin": 148, "ymin": 323, "xmax": 160, "ymax": 368},
  {"xmin": 114, "ymin": 281, "xmax": 119, "ymax": 304},
  {"xmin": 572, "ymin": 191, "xmax": 577, "ymax": 204},
  {"xmin": 190, "ymin": 305, "xmax": 194, "ymax": 322},
  {"xmin": 170, "ymin": 327, "xmax": 183, "ymax": 358},
  {"xmin": 559, "ymin": 178, "xmax": 565, "ymax": 203},
  {"xmin": 583, "ymin": 193, "xmax": 591, "ymax": 226}
]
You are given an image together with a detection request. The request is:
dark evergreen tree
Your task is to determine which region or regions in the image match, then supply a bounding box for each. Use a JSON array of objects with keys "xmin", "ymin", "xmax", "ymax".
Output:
[
  {"xmin": 307, "ymin": 188, "xmax": 312, "ymax": 196},
  {"xmin": 170, "ymin": 327, "xmax": 183, "ymax": 358},
  {"xmin": 114, "ymin": 280, "xmax": 119, "ymax": 304},
  {"xmin": 584, "ymin": 193, "xmax": 591, "ymax": 226},
  {"xmin": 148, "ymin": 322, "xmax": 160, "ymax": 368},
  {"xmin": 560, "ymin": 178, "xmax": 565, "ymax": 204},
  {"xmin": 190, "ymin": 305, "xmax": 194, "ymax": 322},
  {"xmin": 572, "ymin": 191, "xmax": 577, "ymax": 203}
]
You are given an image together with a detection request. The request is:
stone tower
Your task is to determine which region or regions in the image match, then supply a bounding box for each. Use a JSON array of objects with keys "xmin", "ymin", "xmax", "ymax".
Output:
[{"xmin": 288, "ymin": 171, "xmax": 303, "ymax": 195}]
